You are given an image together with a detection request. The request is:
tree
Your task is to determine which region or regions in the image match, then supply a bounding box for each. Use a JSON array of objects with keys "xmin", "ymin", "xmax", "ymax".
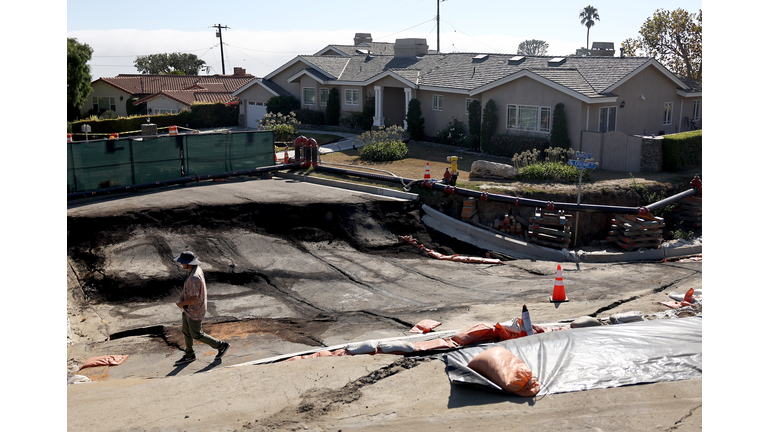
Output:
[
  {"xmin": 550, "ymin": 103, "xmax": 570, "ymax": 149},
  {"xmin": 480, "ymin": 99, "xmax": 498, "ymax": 150},
  {"xmin": 571, "ymin": 47, "xmax": 591, "ymax": 57},
  {"xmin": 325, "ymin": 88, "xmax": 341, "ymax": 126},
  {"xmin": 67, "ymin": 38, "xmax": 93, "ymax": 119},
  {"xmin": 579, "ymin": 5, "xmax": 600, "ymax": 50},
  {"xmin": 621, "ymin": 8, "xmax": 702, "ymax": 82},
  {"xmin": 405, "ymin": 99, "xmax": 425, "ymax": 141},
  {"xmin": 134, "ymin": 53, "xmax": 206, "ymax": 75},
  {"xmin": 517, "ymin": 39, "xmax": 549, "ymax": 56}
]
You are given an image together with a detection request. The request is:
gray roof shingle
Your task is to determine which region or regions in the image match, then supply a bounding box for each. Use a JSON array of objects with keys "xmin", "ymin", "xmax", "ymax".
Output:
[{"xmin": 279, "ymin": 51, "xmax": 700, "ymax": 99}]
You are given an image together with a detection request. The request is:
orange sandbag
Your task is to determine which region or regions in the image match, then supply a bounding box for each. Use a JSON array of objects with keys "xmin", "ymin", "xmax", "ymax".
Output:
[
  {"xmin": 79, "ymin": 355, "xmax": 129, "ymax": 370},
  {"xmin": 451, "ymin": 322, "xmax": 497, "ymax": 346},
  {"xmin": 467, "ymin": 347, "xmax": 540, "ymax": 397},
  {"xmin": 409, "ymin": 319, "xmax": 442, "ymax": 333}
]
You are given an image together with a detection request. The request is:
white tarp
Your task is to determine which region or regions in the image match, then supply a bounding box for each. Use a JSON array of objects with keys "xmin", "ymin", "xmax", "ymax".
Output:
[{"xmin": 441, "ymin": 317, "xmax": 702, "ymax": 396}]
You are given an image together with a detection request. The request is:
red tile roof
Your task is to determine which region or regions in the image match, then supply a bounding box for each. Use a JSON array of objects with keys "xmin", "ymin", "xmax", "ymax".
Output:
[{"xmin": 95, "ymin": 74, "xmax": 256, "ymax": 96}]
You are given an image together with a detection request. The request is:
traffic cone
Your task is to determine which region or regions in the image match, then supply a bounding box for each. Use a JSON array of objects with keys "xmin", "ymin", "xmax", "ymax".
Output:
[
  {"xmin": 550, "ymin": 264, "xmax": 569, "ymax": 302},
  {"xmin": 683, "ymin": 287, "xmax": 695, "ymax": 304},
  {"xmin": 424, "ymin": 162, "xmax": 431, "ymax": 179},
  {"xmin": 283, "ymin": 147, "xmax": 290, "ymax": 164}
]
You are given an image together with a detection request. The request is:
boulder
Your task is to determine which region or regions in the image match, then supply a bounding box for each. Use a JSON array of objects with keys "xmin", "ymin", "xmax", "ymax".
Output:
[{"xmin": 470, "ymin": 160, "xmax": 518, "ymax": 179}]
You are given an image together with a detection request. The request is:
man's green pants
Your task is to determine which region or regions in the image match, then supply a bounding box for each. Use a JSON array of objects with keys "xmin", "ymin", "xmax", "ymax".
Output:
[{"xmin": 181, "ymin": 312, "xmax": 224, "ymax": 356}]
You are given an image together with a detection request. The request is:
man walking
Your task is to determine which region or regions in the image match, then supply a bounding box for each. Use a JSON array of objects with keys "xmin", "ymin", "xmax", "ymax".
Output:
[{"xmin": 173, "ymin": 251, "xmax": 230, "ymax": 365}]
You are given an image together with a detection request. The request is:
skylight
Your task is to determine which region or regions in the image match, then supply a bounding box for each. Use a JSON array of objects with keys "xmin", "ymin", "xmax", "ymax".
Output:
[
  {"xmin": 548, "ymin": 57, "xmax": 566, "ymax": 65},
  {"xmin": 510, "ymin": 56, "xmax": 525, "ymax": 62},
  {"xmin": 473, "ymin": 54, "xmax": 489, "ymax": 61}
]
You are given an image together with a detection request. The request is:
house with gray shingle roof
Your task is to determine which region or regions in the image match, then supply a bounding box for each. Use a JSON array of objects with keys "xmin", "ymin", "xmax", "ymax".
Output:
[
  {"xmin": 234, "ymin": 35, "xmax": 702, "ymax": 146},
  {"xmin": 81, "ymin": 67, "xmax": 256, "ymax": 117}
]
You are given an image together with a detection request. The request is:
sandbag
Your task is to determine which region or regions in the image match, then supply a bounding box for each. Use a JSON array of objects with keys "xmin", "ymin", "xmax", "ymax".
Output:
[
  {"xmin": 451, "ymin": 322, "xmax": 497, "ymax": 346},
  {"xmin": 79, "ymin": 355, "xmax": 129, "ymax": 370},
  {"xmin": 467, "ymin": 346, "xmax": 540, "ymax": 397},
  {"xmin": 378, "ymin": 340, "xmax": 416, "ymax": 353},
  {"xmin": 346, "ymin": 340, "xmax": 379, "ymax": 354},
  {"xmin": 409, "ymin": 319, "xmax": 442, "ymax": 333}
]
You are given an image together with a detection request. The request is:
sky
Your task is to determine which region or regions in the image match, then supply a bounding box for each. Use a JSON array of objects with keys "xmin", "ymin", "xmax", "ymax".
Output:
[{"xmin": 66, "ymin": 0, "xmax": 704, "ymax": 81}]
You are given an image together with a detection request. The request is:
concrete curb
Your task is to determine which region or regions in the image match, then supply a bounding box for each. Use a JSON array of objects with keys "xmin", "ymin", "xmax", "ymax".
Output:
[{"xmin": 274, "ymin": 171, "xmax": 418, "ymax": 201}]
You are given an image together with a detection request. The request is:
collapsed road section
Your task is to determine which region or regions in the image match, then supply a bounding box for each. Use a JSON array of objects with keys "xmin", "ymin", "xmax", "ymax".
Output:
[{"xmin": 67, "ymin": 176, "xmax": 703, "ymax": 431}]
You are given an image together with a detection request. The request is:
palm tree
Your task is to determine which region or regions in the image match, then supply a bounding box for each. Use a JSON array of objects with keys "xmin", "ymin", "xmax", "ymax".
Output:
[{"xmin": 579, "ymin": 5, "xmax": 600, "ymax": 51}]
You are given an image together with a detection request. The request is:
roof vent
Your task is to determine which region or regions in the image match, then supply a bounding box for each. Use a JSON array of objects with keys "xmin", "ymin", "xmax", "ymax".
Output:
[{"xmin": 548, "ymin": 57, "xmax": 566, "ymax": 65}]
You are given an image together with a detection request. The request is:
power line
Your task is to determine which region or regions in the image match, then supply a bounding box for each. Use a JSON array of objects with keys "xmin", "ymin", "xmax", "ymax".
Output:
[{"xmin": 210, "ymin": 24, "xmax": 230, "ymax": 74}]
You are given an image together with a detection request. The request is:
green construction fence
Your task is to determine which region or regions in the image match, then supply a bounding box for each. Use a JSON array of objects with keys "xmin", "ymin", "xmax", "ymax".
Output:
[{"xmin": 67, "ymin": 130, "xmax": 275, "ymax": 193}]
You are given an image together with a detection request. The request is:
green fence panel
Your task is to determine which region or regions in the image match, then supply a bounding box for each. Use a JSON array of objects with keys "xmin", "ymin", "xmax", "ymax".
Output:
[
  {"xmin": 131, "ymin": 136, "xmax": 184, "ymax": 183},
  {"xmin": 185, "ymin": 131, "xmax": 274, "ymax": 175},
  {"xmin": 67, "ymin": 130, "xmax": 275, "ymax": 193},
  {"xmin": 230, "ymin": 131, "xmax": 275, "ymax": 170},
  {"xmin": 185, "ymin": 133, "xmax": 231, "ymax": 175},
  {"xmin": 69, "ymin": 139, "xmax": 134, "ymax": 192}
]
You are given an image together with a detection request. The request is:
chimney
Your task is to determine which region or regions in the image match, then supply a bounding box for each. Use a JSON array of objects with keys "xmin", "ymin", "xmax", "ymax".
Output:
[
  {"xmin": 589, "ymin": 42, "xmax": 616, "ymax": 57},
  {"xmin": 354, "ymin": 33, "xmax": 373, "ymax": 46},
  {"xmin": 394, "ymin": 38, "xmax": 429, "ymax": 57},
  {"xmin": 233, "ymin": 67, "xmax": 246, "ymax": 75}
]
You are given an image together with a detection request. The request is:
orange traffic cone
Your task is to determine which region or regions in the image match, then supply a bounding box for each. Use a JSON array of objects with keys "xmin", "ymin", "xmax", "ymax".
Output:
[
  {"xmin": 424, "ymin": 162, "xmax": 431, "ymax": 179},
  {"xmin": 550, "ymin": 264, "xmax": 569, "ymax": 302},
  {"xmin": 683, "ymin": 288, "xmax": 695, "ymax": 304},
  {"xmin": 283, "ymin": 147, "xmax": 290, "ymax": 164}
]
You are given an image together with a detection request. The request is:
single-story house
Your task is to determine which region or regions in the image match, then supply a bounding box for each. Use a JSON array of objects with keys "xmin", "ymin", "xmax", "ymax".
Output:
[
  {"xmin": 82, "ymin": 67, "xmax": 256, "ymax": 118},
  {"xmin": 234, "ymin": 34, "xmax": 702, "ymax": 149}
]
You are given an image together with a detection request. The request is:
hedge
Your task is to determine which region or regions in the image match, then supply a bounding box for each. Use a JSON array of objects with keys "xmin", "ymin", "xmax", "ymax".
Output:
[
  {"xmin": 662, "ymin": 130, "xmax": 702, "ymax": 171},
  {"xmin": 68, "ymin": 102, "xmax": 239, "ymax": 135},
  {"xmin": 484, "ymin": 133, "xmax": 551, "ymax": 158}
]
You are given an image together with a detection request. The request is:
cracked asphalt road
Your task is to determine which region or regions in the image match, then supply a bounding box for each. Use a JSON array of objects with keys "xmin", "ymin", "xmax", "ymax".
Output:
[{"xmin": 66, "ymin": 177, "xmax": 703, "ymax": 431}]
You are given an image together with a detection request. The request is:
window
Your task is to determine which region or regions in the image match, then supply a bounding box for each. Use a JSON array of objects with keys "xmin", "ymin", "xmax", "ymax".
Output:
[
  {"xmin": 465, "ymin": 98, "xmax": 477, "ymax": 115},
  {"xmin": 599, "ymin": 106, "xmax": 617, "ymax": 132},
  {"xmin": 345, "ymin": 89, "xmax": 360, "ymax": 106},
  {"xmin": 302, "ymin": 88, "xmax": 316, "ymax": 106},
  {"xmin": 432, "ymin": 94, "xmax": 444, "ymax": 111},
  {"xmin": 92, "ymin": 96, "xmax": 116, "ymax": 112},
  {"xmin": 319, "ymin": 88, "xmax": 329, "ymax": 106},
  {"xmin": 663, "ymin": 102, "xmax": 673, "ymax": 125},
  {"xmin": 506, "ymin": 104, "xmax": 551, "ymax": 132},
  {"xmin": 692, "ymin": 100, "xmax": 701, "ymax": 121}
]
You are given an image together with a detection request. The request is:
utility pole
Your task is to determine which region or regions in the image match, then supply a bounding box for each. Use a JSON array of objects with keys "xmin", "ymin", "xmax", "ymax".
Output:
[
  {"xmin": 437, "ymin": 0, "xmax": 441, "ymax": 53},
  {"xmin": 437, "ymin": 0, "xmax": 446, "ymax": 53},
  {"xmin": 210, "ymin": 24, "xmax": 230, "ymax": 74}
]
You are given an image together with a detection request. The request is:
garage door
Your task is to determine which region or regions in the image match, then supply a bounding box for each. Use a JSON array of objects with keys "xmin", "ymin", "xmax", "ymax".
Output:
[{"xmin": 246, "ymin": 101, "xmax": 268, "ymax": 129}]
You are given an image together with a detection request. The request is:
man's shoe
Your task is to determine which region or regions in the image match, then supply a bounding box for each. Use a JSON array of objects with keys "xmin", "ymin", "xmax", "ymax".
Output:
[
  {"xmin": 216, "ymin": 342, "xmax": 230, "ymax": 359},
  {"xmin": 174, "ymin": 354, "xmax": 196, "ymax": 365}
]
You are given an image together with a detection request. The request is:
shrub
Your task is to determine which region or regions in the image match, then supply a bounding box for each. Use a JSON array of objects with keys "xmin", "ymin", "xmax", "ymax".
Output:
[
  {"xmin": 405, "ymin": 98, "xmax": 425, "ymax": 140},
  {"xmin": 294, "ymin": 108, "xmax": 325, "ymax": 126},
  {"xmin": 480, "ymin": 99, "xmax": 498, "ymax": 150},
  {"xmin": 550, "ymin": 102, "xmax": 570, "ymax": 149},
  {"xmin": 340, "ymin": 112, "xmax": 365, "ymax": 129},
  {"xmin": 325, "ymin": 88, "xmax": 341, "ymax": 126},
  {"xmin": 356, "ymin": 125, "xmax": 408, "ymax": 161},
  {"xmin": 517, "ymin": 162, "xmax": 586, "ymax": 182},
  {"xmin": 484, "ymin": 133, "xmax": 551, "ymax": 158},
  {"xmin": 259, "ymin": 111, "xmax": 300, "ymax": 142},
  {"xmin": 266, "ymin": 95, "xmax": 300, "ymax": 116},
  {"xmin": 361, "ymin": 95, "xmax": 376, "ymax": 130},
  {"xmin": 662, "ymin": 130, "xmax": 702, "ymax": 171},
  {"xmin": 435, "ymin": 119, "xmax": 469, "ymax": 147}
]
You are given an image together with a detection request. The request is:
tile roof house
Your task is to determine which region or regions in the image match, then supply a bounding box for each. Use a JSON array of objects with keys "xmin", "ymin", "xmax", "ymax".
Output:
[
  {"xmin": 81, "ymin": 67, "xmax": 256, "ymax": 117},
  {"xmin": 234, "ymin": 34, "xmax": 702, "ymax": 151}
]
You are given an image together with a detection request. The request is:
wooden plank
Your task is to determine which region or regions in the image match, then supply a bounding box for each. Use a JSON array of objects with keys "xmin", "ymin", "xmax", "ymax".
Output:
[
  {"xmin": 530, "ymin": 225, "xmax": 572, "ymax": 238},
  {"xmin": 529, "ymin": 231, "xmax": 570, "ymax": 244},
  {"xmin": 615, "ymin": 215, "xmax": 662, "ymax": 227}
]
